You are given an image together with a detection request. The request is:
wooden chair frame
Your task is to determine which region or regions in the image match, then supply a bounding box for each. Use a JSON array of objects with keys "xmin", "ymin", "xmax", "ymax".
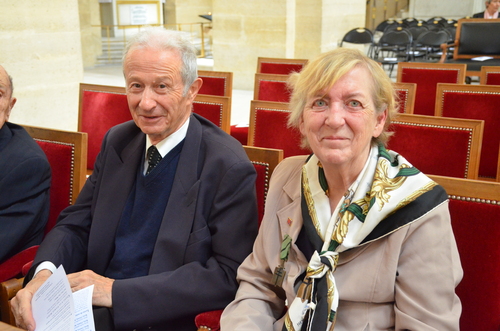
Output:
[
  {"xmin": 243, "ymin": 145, "xmax": 283, "ymax": 193},
  {"xmin": 435, "ymin": 83, "xmax": 500, "ymax": 116},
  {"xmin": 243, "ymin": 145, "xmax": 283, "ymax": 221},
  {"xmin": 253, "ymin": 73, "xmax": 290, "ymax": 102},
  {"xmin": 393, "ymin": 82, "xmax": 416, "ymax": 114},
  {"xmin": 0, "ymin": 278, "xmax": 22, "ymax": 325},
  {"xmin": 396, "ymin": 62, "xmax": 467, "ymax": 84},
  {"xmin": 78, "ymin": 83, "xmax": 128, "ymax": 175},
  {"xmin": 390, "ymin": 114, "xmax": 483, "ymax": 179},
  {"xmin": 193, "ymin": 94, "xmax": 231, "ymax": 134},
  {"xmin": 23, "ymin": 125, "xmax": 87, "ymax": 202},
  {"xmin": 427, "ymin": 175, "xmax": 500, "ymax": 330},
  {"xmin": 0, "ymin": 321, "xmax": 23, "ymax": 330},
  {"xmin": 439, "ymin": 19, "xmax": 500, "ymax": 76},
  {"xmin": 479, "ymin": 66, "xmax": 500, "ymax": 85},
  {"xmin": 247, "ymin": 100, "xmax": 290, "ymax": 147},
  {"xmin": 1, "ymin": 127, "xmax": 87, "ymax": 326},
  {"xmin": 256, "ymin": 57, "xmax": 308, "ymax": 74},
  {"xmin": 78, "ymin": 83, "xmax": 127, "ymax": 131},
  {"xmin": 198, "ymin": 70, "xmax": 233, "ymax": 98},
  {"xmin": 435, "ymin": 83, "xmax": 500, "ymax": 180}
]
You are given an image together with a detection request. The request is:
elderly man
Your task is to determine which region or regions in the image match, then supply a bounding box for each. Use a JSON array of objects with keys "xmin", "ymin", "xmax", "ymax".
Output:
[
  {"xmin": 0, "ymin": 65, "xmax": 51, "ymax": 265},
  {"xmin": 473, "ymin": 0, "xmax": 500, "ymax": 18},
  {"xmin": 12, "ymin": 29, "xmax": 258, "ymax": 331}
]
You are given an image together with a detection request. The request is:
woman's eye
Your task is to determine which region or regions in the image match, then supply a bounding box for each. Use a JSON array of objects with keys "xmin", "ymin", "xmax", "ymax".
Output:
[
  {"xmin": 348, "ymin": 100, "xmax": 361, "ymax": 107},
  {"xmin": 313, "ymin": 99, "xmax": 327, "ymax": 108}
]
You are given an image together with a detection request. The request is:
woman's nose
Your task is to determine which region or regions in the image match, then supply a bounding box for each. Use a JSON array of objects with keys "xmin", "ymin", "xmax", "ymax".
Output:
[{"xmin": 324, "ymin": 103, "xmax": 346, "ymax": 127}]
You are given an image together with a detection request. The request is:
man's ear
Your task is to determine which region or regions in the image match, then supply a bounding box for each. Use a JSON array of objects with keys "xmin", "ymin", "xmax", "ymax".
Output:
[
  {"xmin": 5, "ymin": 97, "xmax": 16, "ymax": 121},
  {"xmin": 187, "ymin": 78, "xmax": 203, "ymax": 100}
]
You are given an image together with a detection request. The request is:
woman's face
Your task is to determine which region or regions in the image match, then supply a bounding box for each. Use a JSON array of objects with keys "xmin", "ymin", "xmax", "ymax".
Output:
[{"xmin": 299, "ymin": 66, "xmax": 387, "ymax": 171}]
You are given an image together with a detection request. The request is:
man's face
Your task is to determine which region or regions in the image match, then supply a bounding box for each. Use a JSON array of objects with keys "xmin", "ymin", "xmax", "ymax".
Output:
[
  {"xmin": 0, "ymin": 66, "xmax": 16, "ymax": 129},
  {"xmin": 123, "ymin": 47, "xmax": 201, "ymax": 145}
]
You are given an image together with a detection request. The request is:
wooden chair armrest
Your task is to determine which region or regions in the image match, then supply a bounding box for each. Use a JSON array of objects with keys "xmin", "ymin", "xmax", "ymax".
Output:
[
  {"xmin": 0, "ymin": 278, "xmax": 24, "ymax": 325},
  {"xmin": 0, "ymin": 322, "xmax": 24, "ymax": 331},
  {"xmin": 439, "ymin": 42, "xmax": 456, "ymax": 63}
]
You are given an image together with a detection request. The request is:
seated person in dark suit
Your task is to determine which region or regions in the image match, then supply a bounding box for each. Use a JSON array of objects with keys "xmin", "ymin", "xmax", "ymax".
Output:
[
  {"xmin": 473, "ymin": 0, "xmax": 500, "ymax": 18},
  {"xmin": 0, "ymin": 65, "xmax": 51, "ymax": 265},
  {"xmin": 11, "ymin": 29, "xmax": 258, "ymax": 331}
]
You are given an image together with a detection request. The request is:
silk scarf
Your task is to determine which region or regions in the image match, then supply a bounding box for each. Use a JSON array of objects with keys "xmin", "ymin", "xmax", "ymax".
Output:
[{"xmin": 283, "ymin": 144, "xmax": 439, "ymax": 331}]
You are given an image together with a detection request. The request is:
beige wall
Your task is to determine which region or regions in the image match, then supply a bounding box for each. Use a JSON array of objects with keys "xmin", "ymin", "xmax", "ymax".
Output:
[
  {"xmin": 80, "ymin": 0, "xmax": 102, "ymax": 67},
  {"xmin": 174, "ymin": 0, "xmax": 212, "ymax": 24},
  {"xmin": 0, "ymin": 0, "xmax": 83, "ymax": 131},
  {"xmin": 212, "ymin": 0, "xmax": 366, "ymax": 90}
]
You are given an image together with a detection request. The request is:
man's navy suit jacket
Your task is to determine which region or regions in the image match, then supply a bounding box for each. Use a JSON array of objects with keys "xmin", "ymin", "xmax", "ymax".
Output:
[
  {"xmin": 32, "ymin": 114, "xmax": 259, "ymax": 330},
  {"xmin": 0, "ymin": 122, "xmax": 50, "ymax": 264}
]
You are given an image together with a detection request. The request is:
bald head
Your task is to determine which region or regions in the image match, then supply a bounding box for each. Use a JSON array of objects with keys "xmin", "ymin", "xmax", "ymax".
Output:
[{"xmin": 0, "ymin": 65, "xmax": 17, "ymax": 128}]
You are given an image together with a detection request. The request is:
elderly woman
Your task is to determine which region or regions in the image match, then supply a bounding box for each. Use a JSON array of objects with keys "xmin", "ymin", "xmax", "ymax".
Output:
[
  {"xmin": 220, "ymin": 48, "xmax": 462, "ymax": 330},
  {"xmin": 472, "ymin": 0, "xmax": 500, "ymax": 18}
]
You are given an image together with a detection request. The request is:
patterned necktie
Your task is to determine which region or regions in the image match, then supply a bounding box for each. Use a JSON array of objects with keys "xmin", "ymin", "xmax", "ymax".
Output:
[{"xmin": 146, "ymin": 145, "xmax": 162, "ymax": 175}]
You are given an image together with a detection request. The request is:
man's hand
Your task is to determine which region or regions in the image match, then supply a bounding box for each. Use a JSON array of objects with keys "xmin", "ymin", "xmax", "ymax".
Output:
[
  {"xmin": 11, "ymin": 269, "xmax": 52, "ymax": 331},
  {"xmin": 68, "ymin": 270, "xmax": 114, "ymax": 308}
]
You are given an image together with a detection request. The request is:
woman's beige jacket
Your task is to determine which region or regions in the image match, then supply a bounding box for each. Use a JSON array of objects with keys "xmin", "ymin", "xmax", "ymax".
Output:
[{"xmin": 221, "ymin": 155, "xmax": 463, "ymax": 331}]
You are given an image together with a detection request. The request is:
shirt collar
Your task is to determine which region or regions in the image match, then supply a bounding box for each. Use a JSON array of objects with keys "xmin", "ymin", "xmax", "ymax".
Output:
[{"xmin": 145, "ymin": 117, "xmax": 190, "ymax": 159}]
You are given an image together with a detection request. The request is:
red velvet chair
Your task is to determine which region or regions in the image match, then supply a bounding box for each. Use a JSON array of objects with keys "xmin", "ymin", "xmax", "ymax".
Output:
[
  {"xmin": 257, "ymin": 57, "xmax": 308, "ymax": 75},
  {"xmin": 248, "ymin": 100, "xmax": 310, "ymax": 158},
  {"xmin": 396, "ymin": 62, "xmax": 466, "ymax": 116},
  {"xmin": 78, "ymin": 83, "xmax": 130, "ymax": 175},
  {"xmin": 0, "ymin": 126, "xmax": 87, "ymax": 325},
  {"xmin": 192, "ymin": 94, "xmax": 231, "ymax": 134},
  {"xmin": 253, "ymin": 73, "xmax": 291, "ymax": 103},
  {"xmin": 479, "ymin": 66, "xmax": 500, "ymax": 85},
  {"xmin": 198, "ymin": 70, "xmax": 233, "ymax": 98},
  {"xmin": 242, "ymin": 145, "xmax": 283, "ymax": 225},
  {"xmin": 428, "ymin": 175, "xmax": 500, "ymax": 331},
  {"xmin": 393, "ymin": 82, "xmax": 416, "ymax": 114},
  {"xmin": 194, "ymin": 146, "xmax": 283, "ymax": 331},
  {"xmin": 435, "ymin": 83, "xmax": 500, "ymax": 180},
  {"xmin": 388, "ymin": 114, "xmax": 483, "ymax": 179}
]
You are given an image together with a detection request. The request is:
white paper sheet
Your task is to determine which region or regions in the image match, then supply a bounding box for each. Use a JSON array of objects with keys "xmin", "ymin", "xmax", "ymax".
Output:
[{"xmin": 32, "ymin": 265, "xmax": 95, "ymax": 331}]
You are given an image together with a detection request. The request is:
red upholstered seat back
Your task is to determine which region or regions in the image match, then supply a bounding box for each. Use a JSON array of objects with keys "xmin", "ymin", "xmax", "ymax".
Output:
[
  {"xmin": 252, "ymin": 162, "xmax": 269, "ymax": 225},
  {"xmin": 388, "ymin": 123, "xmax": 471, "ymax": 178},
  {"xmin": 259, "ymin": 62, "xmax": 305, "ymax": 75},
  {"xmin": 192, "ymin": 101, "xmax": 224, "ymax": 128},
  {"xmin": 198, "ymin": 76, "xmax": 227, "ymax": 96},
  {"xmin": 250, "ymin": 104, "xmax": 309, "ymax": 158},
  {"xmin": 256, "ymin": 80, "xmax": 291, "ymax": 102},
  {"xmin": 35, "ymin": 139, "xmax": 75, "ymax": 234},
  {"xmin": 80, "ymin": 89, "xmax": 131, "ymax": 170},
  {"xmin": 485, "ymin": 72, "xmax": 500, "ymax": 85},
  {"xmin": 448, "ymin": 198, "xmax": 500, "ymax": 330},
  {"xmin": 398, "ymin": 66, "xmax": 464, "ymax": 116},
  {"xmin": 395, "ymin": 89, "xmax": 409, "ymax": 113},
  {"xmin": 437, "ymin": 84, "xmax": 500, "ymax": 179}
]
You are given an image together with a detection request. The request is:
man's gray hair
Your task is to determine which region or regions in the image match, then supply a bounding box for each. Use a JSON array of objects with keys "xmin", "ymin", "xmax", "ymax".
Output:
[{"xmin": 123, "ymin": 28, "xmax": 198, "ymax": 95}]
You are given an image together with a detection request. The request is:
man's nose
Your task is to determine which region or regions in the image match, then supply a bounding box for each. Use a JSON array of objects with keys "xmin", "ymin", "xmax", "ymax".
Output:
[{"xmin": 138, "ymin": 88, "xmax": 157, "ymax": 110}]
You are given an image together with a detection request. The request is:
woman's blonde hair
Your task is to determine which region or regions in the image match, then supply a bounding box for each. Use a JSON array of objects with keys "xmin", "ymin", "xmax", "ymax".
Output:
[{"xmin": 287, "ymin": 48, "xmax": 397, "ymax": 148}]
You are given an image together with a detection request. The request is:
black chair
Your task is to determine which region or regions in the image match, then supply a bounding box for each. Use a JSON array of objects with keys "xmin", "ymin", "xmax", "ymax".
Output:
[
  {"xmin": 375, "ymin": 19, "xmax": 397, "ymax": 33},
  {"xmin": 402, "ymin": 17, "xmax": 421, "ymax": 28},
  {"xmin": 415, "ymin": 30, "xmax": 451, "ymax": 61},
  {"xmin": 375, "ymin": 28, "xmax": 413, "ymax": 77},
  {"xmin": 339, "ymin": 27, "xmax": 374, "ymax": 57}
]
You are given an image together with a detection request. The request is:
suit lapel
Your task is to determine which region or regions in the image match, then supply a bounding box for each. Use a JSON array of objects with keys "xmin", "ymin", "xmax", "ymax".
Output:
[{"xmin": 88, "ymin": 127, "xmax": 144, "ymax": 273}]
